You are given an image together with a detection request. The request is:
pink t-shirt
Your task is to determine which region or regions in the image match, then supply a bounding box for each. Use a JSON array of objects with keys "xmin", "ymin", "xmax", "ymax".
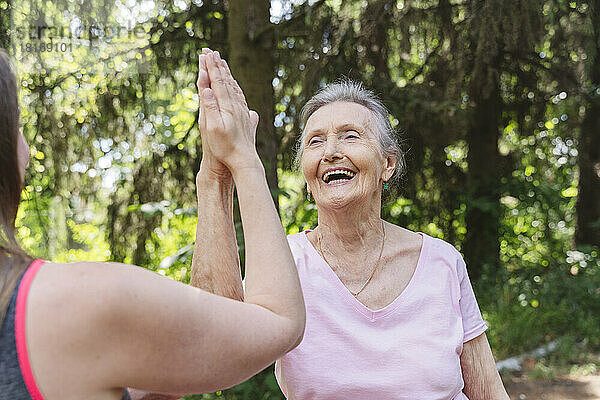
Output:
[{"xmin": 275, "ymin": 231, "xmax": 487, "ymax": 400}]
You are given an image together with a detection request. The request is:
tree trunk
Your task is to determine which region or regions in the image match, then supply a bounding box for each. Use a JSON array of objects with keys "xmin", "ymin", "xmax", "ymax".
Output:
[
  {"xmin": 465, "ymin": 71, "xmax": 502, "ymax": 282},
  {"xmin": 464, "ymin": 1, "xmax": 503, "ymax": 281},
  {"xmin": 227, "ymin": 0, "xmax": 278, "ymax": 205},
  {"xmin": 575, "ymin": 0, "xmax": 600, "ymax": 248}
]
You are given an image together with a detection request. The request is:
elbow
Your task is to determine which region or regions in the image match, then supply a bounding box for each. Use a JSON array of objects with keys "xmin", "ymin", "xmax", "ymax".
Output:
[
  {"xmin": 280, "ymin": 301, "xmax": 306, "ymax": 352},
  {"xmin": 284, "ymin": 308, "xmax": 306, "ymax": 352},
  {"xmin": 270, "ymin": 295, "xmax": 308, "ymax": 351},
  {"xmin": 245, "ymin": 293, "xmax": 306, "ymax": 352},
  {"xmin": 290, "ymin": 316, "xmax": 306, "ymax": 351}
]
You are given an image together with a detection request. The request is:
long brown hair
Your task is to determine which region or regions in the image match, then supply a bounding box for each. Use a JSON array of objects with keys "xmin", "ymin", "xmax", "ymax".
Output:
[{"xmin": 0, "ymin": 49, "xmax": 32, "ymax": 323}]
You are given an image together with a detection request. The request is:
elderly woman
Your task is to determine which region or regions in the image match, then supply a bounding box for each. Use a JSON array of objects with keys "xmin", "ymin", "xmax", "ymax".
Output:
[{"xmin": 193, "ymin": 59, "xmax": 509, "ymax": 399}]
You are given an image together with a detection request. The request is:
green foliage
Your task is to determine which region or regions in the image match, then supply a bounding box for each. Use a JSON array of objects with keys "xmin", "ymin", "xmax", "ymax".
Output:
[
  {"xmin": 483, "ymin": 247, "xmax": 600, "ymax": 357},
  {"xmin": 530, "ymin": 360, "xmax": 556, "ymax": 380}
]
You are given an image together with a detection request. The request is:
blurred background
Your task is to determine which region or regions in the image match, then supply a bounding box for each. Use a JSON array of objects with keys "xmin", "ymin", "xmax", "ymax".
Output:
[{"xmin": 1, "ymin": 0, "xmax": 599, "ymax": 398}]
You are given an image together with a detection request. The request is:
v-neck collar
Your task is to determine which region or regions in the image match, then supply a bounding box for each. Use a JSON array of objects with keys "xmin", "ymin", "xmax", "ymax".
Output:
[{"xmin": 299, "ymin": 229, "xmax": 429, "ymax": 321}]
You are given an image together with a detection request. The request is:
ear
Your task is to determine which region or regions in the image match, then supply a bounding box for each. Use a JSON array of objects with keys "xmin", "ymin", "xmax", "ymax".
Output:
[{"xmin": 382, "ymin": 154, "xmax": 397, "ymax": 182}]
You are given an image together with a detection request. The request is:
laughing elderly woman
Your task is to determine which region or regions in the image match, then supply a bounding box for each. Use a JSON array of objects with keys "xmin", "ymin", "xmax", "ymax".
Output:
[{"xmin": 192, "ymin": 71, "xmax": 509, "ymax": 399}]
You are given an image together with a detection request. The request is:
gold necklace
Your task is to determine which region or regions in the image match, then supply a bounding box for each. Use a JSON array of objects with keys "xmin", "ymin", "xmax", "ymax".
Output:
[{"xmin": 317, "ymin": 221, "xmax": 386, "ymax": 297}]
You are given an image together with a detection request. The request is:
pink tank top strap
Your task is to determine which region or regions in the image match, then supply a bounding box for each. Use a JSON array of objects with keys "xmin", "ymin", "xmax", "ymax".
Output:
[{"xmin": 15, "ymin": 259, "xmax": 46, "ymax": 400}]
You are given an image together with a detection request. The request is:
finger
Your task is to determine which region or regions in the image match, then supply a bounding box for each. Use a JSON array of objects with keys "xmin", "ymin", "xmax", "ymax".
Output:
[
  {"xmin": 215, "ymin": 53, "xmax": 235, "ymax": 100},
  {"xmin": 249, "ymin": 110, "xmax": 259, "ymax": 131},
  {"xmin": 198, "ymin": 86, "xmax": 209, "ymax": 142},
  {"xmin": 220, "ymin": 59, "xmax": 249, "ymax": 109},
  {"xmin": 197, "ymin": 54, "xmax": 210, "ymax": 128},
  {"xmin": 197, "ymin": 54, "xmax": 210, "ymax": 92},
  {"xmin": 201, "ymin": 88, "xmax": 224, "ymax": 133},
  {"xmin": 198, "ymin": 49, "xmax": 212, "ymax": 109},
  {"xmin": 206, "ymin": 51, "xmax": 232, "ymax": 111},
  {"xmin": 249, "ymin": 110, "xmax": 259, "ymax": 144},
  {"xmin": 199, "ymin": 94, "xmax": 208, "ymax": 137},
  {"xmin": 197, "ymin": 55, "xmax": 210, "ymax": 117},
  {"xmin": 221, "ymin": 58, "xmax": 231, "ymax": 75}
]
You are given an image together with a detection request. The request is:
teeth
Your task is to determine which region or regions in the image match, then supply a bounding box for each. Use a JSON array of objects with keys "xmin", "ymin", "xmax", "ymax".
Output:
[
  {"xmin": 322, "ymin": 169, "xmax": 356, "ymax": 182},
  {"xmin": 328, "ymin": 179, "xmax": 349, "ymax": 184}
]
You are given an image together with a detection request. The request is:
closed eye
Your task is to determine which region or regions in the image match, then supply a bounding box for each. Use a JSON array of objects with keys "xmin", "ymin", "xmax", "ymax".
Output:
[{"xmin": 307, "ymin": 136, "xmax": 324, "ymax": 146}]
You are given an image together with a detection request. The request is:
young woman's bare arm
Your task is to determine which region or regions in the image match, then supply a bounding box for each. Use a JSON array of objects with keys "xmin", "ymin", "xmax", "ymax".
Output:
[
  {"xmin": 460, "ymin": 332, "xmax": 509, "ymax": 400},
  {"xmin": 26, "ymin": 260, "xmax": 304, "ymax": 398}
]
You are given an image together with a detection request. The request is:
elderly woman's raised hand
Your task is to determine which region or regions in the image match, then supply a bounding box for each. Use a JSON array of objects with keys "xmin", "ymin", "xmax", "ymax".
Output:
[{"xmin": 197, "ymin": 49, "xmax": 260, "ymax": 174}]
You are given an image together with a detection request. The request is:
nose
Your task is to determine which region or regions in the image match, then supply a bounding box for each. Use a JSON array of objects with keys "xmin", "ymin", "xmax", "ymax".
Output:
[{"xmin": 322, "ymin": 134, "xmax": 342, "ymax": 161}]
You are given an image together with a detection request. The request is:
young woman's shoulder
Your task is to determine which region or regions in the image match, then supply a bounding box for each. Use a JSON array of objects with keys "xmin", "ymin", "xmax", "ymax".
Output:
[{"xmin": 31, "ymin": 261, "xmax": 156, "ymax": 317}]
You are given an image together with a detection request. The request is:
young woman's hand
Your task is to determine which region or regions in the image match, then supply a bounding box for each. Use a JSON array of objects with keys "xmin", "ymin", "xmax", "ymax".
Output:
[{"xmin": 197, "ymin": 49, "xmax": 260, "ymax": 173}]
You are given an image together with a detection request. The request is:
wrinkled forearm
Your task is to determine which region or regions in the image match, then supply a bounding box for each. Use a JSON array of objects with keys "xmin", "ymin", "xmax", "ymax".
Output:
[
  {"xmin": 190, "ymin": 169, "xmax": 243, "ymax": 301},
  {"xmin": 461, "ymin": 333, "xmax": 510, "ymax": 400}
]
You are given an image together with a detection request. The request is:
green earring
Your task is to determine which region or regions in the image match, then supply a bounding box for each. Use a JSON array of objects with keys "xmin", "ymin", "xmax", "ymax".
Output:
[
  {"xmin": 383, "ymin": 182, "xmax": 389, "ymax": 190},
  {"xmin": 307, "ymin": 192, "xmax": 312, "ymax": 201}
]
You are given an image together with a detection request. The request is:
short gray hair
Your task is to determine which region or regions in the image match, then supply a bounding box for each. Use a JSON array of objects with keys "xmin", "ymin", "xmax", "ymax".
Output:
[{"xmin": 294, "ymin": 79, "xmax": 405, "ymax": 182}]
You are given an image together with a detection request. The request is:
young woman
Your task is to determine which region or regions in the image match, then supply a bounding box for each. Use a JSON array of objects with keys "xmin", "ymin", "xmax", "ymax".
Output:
[{"xmin": 0, "ymin": 48, "xmax": 305, "ymax": 400}]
